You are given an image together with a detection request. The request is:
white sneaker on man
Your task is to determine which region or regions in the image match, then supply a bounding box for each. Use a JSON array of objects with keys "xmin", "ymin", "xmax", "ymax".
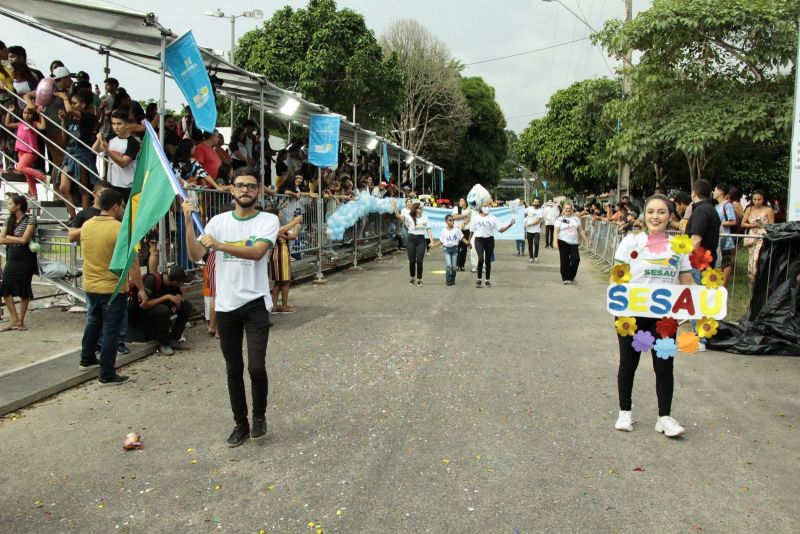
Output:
[
  {"xmin": 655, "ymin": 415, "xmax": 685, "ymax": 437},
  {"xmin": 615, "ymin": 410, "xmax": 633, "ymax": 431}
]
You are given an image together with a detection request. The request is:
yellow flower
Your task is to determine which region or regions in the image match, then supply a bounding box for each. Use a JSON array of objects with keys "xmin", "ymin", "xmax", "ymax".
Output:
[
  {"xmin": 610, "ymin": 263, "xmax": 631, "ymax": 284},
  {"xmin": 615, "ymin": 317, "xmax": 637, "ymax": 337},
  {"xmin": 701, "ymin": 268, "xmax": 725, "ymax": 289},
  {"xmin": 677, "ymin": 331, "xmax": 700, "ymax": 353},
  {"xmin": 697, "ymin": 317, "xmax": 719, "ymax": 339},
  {"xmin": 670, "ymin": 235, "xmax": 693, "ymax": 255}
]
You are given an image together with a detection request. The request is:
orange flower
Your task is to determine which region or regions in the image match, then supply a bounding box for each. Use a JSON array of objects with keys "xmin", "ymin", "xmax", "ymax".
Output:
[{"xmin": 677, "ymin": 331, "xmax": 700, "ymax": 353}]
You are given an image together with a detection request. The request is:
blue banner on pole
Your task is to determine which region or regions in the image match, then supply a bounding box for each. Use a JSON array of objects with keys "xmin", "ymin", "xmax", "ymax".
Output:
[
  {"xmin": 164, "ymin": 31, "xmax": 217, "ymax": 133},
  {"xmin": 382, "ymin": 142, "xmax": 390, "ymax": 181},
  {"xmin": 309, "ymin": 114, "xmax": 340, "ymax": 168}
]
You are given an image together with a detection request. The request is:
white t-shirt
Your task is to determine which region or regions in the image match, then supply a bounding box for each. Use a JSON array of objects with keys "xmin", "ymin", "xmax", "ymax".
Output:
[
  {"xmin": 543, "ymin": 204, "xmax": 560, "ymax": 224},
  {"xmin": 614, "ymin": 232, "xmax": 692, "ymax": 284},
  {"xmin": 451, "ymin": 206, "xmax": 471, "ymax": 231},
  {"xmin": 404, "ymin": 214, "xmax": 430, "ymax": 236},
  {"xmin": 107, "ymin": 135, "xmax": 140, "ymax": 189},
  {"xmin": 472, "ymin": 214, "xmax": 502, "ymax": 238},
  {"xmin": 524, "ymin": 207, "xmax": 543, "ymax": 233},
  {"xmin": 204, "ymin": 211, "xmax": 280, "ymax": 313},
  {"xmin": 439, "ymin": 226, "xmax": 463, "ymax": 249},
  {"xmin": 554, "ymin": 216, "xmax": 582, "ymax": 245}
]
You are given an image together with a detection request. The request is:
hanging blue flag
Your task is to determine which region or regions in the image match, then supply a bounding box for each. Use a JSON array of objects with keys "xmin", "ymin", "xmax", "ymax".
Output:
[
  {"xmin": 164, "ymin": 31, "xmax": 217, "ymax": 133},
  {"xmin": 382, "ymin": 142, "xmax": 390, "ymax": 181},
  {"xmin": 309, "ymin": 114, "xmax": 340, "ymax": 168}
]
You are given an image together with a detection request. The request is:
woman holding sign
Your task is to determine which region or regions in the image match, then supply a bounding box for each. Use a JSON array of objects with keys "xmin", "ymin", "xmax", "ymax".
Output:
[{"xmin": 612, "ymin": 194, "xmax": 693, "ymax": 438}]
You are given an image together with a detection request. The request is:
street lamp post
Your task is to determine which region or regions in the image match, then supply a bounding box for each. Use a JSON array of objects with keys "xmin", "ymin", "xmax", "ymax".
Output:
[
  {"xmin": 542, "ymin": 0, "xmax": 633, "ymax": 201},
  {"xmin": 203, "ymin": 8, "xmax": 263, "ymax": 130}
]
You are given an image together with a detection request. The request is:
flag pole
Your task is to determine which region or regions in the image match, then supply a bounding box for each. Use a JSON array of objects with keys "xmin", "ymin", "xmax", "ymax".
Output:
[{"xmin": 157, "ymin": 32, "xmax": 169, "ymax": 272}]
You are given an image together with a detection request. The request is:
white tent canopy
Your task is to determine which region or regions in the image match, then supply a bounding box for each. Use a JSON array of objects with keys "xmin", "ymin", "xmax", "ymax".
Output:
[{"xmin": 0, "ymin": 0, "xmax": 443, "ymax": 175}]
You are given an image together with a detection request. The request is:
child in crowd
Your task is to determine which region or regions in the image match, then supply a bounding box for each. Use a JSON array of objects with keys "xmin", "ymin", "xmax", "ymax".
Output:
[
  {"xmin": 434, "ymin": 214, "xmax": 469, "ymax": 286},
  {"xmin": 4, "ymin": 106, "xmax": 46, "ymax": 198},
  {"xmin": 267, "ymin": 210, "xmax": 303, "ymax": 313},
  {"xmin": 58, "ymin": 88, "xmax": 97, "ymax": 215}
]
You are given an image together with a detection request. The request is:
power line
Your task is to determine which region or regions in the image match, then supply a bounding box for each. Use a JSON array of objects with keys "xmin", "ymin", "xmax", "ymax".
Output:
[{"xmin": 272, "ymin": 36, "xmax": 591, "ymax": 85}]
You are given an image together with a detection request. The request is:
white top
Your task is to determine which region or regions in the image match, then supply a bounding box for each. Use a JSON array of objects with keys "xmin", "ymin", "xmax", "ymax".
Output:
[
  {"xmin": 554, "ymin": 216, "xmax": 582, "ymax": 245},
  {"xmin": 451, "ymin": 206, "xmax": 472, "ymax": 231},
  {"xmin": 204, "ymin": 211, "xmax": 280, "ymax": 313},
  {"xmin": 614, "ymin": 232, "xmax": 692, "ymax": 284},
  {"xmin": 439, "ymin": 226, "xmax": 464, "ymax": 249},
  {"xmin": 107, "ymin": 136, "xmax": 138, "ymax": 189},
  {"xmin": 543, "ymin": 204, "xmax": 561, "ymax": 224},
  {"xmin": 472, "ymin": 214, "xmax": 502, "ymax": 238},
  {"xmin": 404, "ymin": 214, "xmax": 430, "ymax": 236},
  {"xmin": 371, "ymin": 186, "xmax": 385, "ymax": 198},
  {"xmin": 524, "ymin": 207, "xmax": 543, "ymax": 233}
]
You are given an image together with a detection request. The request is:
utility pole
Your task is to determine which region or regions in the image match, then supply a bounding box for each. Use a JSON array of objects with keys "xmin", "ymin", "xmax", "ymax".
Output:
[{"xmin": 617, "ymin": 0, "xmax": 633, "ymax": 202}]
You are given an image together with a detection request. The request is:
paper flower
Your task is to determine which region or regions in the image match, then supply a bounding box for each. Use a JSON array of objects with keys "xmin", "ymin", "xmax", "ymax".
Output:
[
  {"xmin": 690, "ymin": 246, "xmax": 713, "ymax": 270},
  {"xmin": 615, "ymin": 317, "xmax": 637, "ymax": 337},
  {"xmin": 610, "ymin": 263, "xmax": 631, "ymax": 284},
  {"xmin": 654, "ymin": 338, "xmax": 677, "ymax": 359},
  {"xmin": 677, "ymin": 331, "xmax": 700, "ymax": 353},
  {"xmin": 631, "ymin": 330, "xmax": 655, "ymax": 352},
  {"xmin": 670, "ymin": 235, "xmax": 694, "ymax": 255},
  {"xmin": 655, "ymin": 317, "xmax": 679, "ymax": 338},
  {"xmin": 646, "ymin": 233, "xmax": 669, "ymax": 254},
  {"xmin": 697, "ymin": 317, "xmax": 719, "ymax": 339},
  {"xmin": 630, "ymin": 249, "xmax": 639, "ymax": 260},
  {"xmin": 701, "ymin": 268, "xmax": 725, "ymax": 289}
]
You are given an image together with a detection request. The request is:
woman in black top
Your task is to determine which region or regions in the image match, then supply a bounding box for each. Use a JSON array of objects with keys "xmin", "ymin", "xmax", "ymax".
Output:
[{"xmin": 0, "ymin": 194, "xmax": 37, "ymax": 331}]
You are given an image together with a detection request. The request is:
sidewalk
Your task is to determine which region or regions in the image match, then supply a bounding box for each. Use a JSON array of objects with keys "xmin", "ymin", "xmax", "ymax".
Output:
[{"xmin": 1, "ymin": 243, "xmax": 798, "ymax": 532}]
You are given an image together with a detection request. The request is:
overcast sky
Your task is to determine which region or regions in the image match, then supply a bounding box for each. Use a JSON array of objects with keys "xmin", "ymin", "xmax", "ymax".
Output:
[{"xmin": 2, "ymin": 0, "xmax": 650, "ymax": 133}]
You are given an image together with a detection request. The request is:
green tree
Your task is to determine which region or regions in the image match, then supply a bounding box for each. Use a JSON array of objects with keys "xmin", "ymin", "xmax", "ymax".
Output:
[
  {"xmin": 596, "ymin": 0, "xmax": 799, "ymax": 192},
  {"xmin": 438, "ymin": 77, "xmax": 508, "ymax": 197},
  {"xmin": 515, "ymin": 78, "xmax": 620, "ymax": 195},
  {"xmin": 235, "ymin": 0, "xmax": 405, "ymax": 131}
]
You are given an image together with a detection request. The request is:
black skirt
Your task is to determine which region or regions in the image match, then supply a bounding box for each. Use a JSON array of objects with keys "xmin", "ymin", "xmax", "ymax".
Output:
[{"xmin": 0, "ymin": 245, "xmax": 37, "ymax": 299}]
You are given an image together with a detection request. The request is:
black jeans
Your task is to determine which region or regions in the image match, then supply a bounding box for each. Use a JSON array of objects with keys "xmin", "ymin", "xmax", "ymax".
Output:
[
  {"xmin": 130, "ymin": 299, "xmax": 193, "ymax": 345},
  {"xmin": 557, "ymin": 240, "xmax": 580, "ymax": 281},
  {"xmin": 545, "ymin": 225, "xmax": 555, "ymax": 247},
  {"xmin": 406, "ymin": 234, "xmax": 426, "ymax": 279},
  {"xmin": 474, "ymin": 236, "xmax": 495, "ymax": 280},
  {"xmin": 215, "ymin": 298, "xmax": 271, "ymax": 426},
  {"xmin": 617, "ymin": 317, "xmax": 674, "ymax": 416},
  {"xmin": 457, "ymin": 229, "xmax": 470, "ymax": 269},
  {"xmin": 526, "ymin": 232, "xmax": 540, "ymax": 259}
]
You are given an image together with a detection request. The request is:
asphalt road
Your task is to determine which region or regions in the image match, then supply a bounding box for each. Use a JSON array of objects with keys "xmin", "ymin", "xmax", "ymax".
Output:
[{"xmin": 1, "ymin": 243, "xmax": 798, "ymax": 533}]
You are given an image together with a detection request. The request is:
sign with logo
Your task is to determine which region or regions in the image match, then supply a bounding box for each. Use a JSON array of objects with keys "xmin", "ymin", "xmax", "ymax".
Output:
[
  {"xmin": 164, "ymin": 31, "xmax": 217, "ymax": 133},
  {"xmin": 309, "ymin": 114, "xmax": 340, "ymax": 168},
  {"xmin": 382, "ymin": 142, "xmax": 391, "ymax": 181},
  {"xmin": 606, "ymin": 283, "xmax": 728, "ymax": 320}
]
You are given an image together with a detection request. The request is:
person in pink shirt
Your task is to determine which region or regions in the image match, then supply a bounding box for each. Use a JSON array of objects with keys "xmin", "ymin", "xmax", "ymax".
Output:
[{"xmin": 4, "ymin": 106, "xmax": 46, "ymax": 198}]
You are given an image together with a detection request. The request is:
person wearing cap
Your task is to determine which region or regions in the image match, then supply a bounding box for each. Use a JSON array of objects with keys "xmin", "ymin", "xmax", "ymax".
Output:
[{"xmin": 129, "ymin": 264, "xmax": 193, "ymax": 356}]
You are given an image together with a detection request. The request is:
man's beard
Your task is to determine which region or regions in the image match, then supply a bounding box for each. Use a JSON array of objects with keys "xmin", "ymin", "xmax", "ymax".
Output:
[{"xmin": 235, "ymin": 195, "xmax": 257, "ymax": 209}]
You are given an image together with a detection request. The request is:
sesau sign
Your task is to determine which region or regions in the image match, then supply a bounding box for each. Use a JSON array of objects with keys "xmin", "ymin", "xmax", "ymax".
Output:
[{"xmin": 606, "ymin": 283, "xmax": 728, "ymax": 320}]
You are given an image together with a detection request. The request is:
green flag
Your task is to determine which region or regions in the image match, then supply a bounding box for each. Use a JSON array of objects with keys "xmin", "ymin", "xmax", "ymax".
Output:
[{"xmin": 109, "ymin": 123, "xmax": 181, "ymax": 299}]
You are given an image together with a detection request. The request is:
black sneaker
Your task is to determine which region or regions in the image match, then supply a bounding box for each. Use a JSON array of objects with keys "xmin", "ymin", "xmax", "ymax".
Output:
[
  {"xmin": 98, "ymin": 374, "xmax": 129, "ymax": 386},
  {"xmin": 475, "ymin": 279, "xmax": 482, "ymax": 288},
  {"xmin": 227, "ymin": 424, "xmax": 250, "ymax": 448},
  {"xmin": 117, "ymin": 344, "xmax": 131, "ymax": 355},
  {"xmin": 78, "ymin": 359, "xmax": 100, "ymax": 372},
  {"xmin": 485, "ymin": 280, "xmax": 492, "ymax": 288},
  {"xmin": 251, "ymin": 417, "xmax": 267, "ymax": 443}
]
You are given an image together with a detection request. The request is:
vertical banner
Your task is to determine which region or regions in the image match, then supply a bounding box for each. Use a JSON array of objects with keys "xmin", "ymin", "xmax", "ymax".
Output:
[
  {"xmin": 788, "ymin": 21, "xmax": 800, "ymax": 222},
  {"xmin": 164, "ymin": 31, "xmax": 217, "ymax": 133},
  {"xmin": 382, "ymin": 142, "xmax": 391, "ymax": 181},
  {"xmin": 309, "ymin": 114, "xmax": 340, "ymax": 168}
]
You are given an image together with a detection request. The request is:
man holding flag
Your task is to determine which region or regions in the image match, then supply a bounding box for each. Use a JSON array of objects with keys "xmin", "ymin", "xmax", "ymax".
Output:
[{"xmin": 182, "ymin": 167, "xmax": 279, "ymax": 448}]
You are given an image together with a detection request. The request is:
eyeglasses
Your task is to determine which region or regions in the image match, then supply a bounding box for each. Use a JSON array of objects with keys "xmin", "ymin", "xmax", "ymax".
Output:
[{"xmin": 233, "ymin": 183, "xmax": 259, "ymax": 191}]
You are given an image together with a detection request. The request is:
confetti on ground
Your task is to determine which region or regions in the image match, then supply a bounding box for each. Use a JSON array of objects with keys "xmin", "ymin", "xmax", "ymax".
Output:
[
  {"xmin": 187, "ymin": 448, "xmax": 196, "ymax": 453},
  {"xmin": 191, "ymin": 460, "xmax": 197, "ymax": 465},
  {"xmin": 215, "ymin": 485, "xmax": 221, "ymax": 491},
  {"xmin": 633, "ymin": 466, "xmax": 645, "ymax": 472},
  {"xmin": 442, "ymin": 458, "xmax": 450, "ymax": 464},
  {"xmin": 33, "ymin": 500, "xmax": 43, "ymax": 508}
]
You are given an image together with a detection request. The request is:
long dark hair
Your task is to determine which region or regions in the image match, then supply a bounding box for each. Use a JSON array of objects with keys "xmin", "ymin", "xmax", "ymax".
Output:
[
  {"xmin": 409, "ymin": 202, "xmax": 421, "ymax": 225},
  {"xmin": 172, "ymin": 138, "xmax": 194, "ymax": 166},
  {"xmin": 5, "ymin": 194, "xmax": 28, "ymax": 235}
]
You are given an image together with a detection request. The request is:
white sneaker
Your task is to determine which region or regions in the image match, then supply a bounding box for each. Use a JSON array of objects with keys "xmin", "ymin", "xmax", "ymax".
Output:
[
  {"xmin": 534, "ymin": 258, "xmax": 539, "ymax": 263},
  {"xmin": 615, "ymin": 410, "xmax": 633, "ymax": 432},
  {"xmin": 697, "ymin": 343, "xmax": 707, "ymax": 352},
  {"xmin": 529, "ymin": 258, "xmax": 533, "ymax": 263},
  {"xmin": 655, "ymin": 415, "xmax": 685, "ymax": 437},
  {"xmin": 470, "ymin": 267, "xmax": 477, "ymax": 273}
]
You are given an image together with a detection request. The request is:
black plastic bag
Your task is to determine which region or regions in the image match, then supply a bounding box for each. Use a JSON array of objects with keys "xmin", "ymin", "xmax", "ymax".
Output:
[{"xmin": 707, "ymin": 221, "xmax": 800, "ymax": 355}]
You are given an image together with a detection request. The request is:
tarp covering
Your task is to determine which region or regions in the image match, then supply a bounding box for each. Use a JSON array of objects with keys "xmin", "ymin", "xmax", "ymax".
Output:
[
  {"xmin": 708, "ymin": 221, "xmax": 800, "ymax": 355},
  {"xmin": 0, "ymin": 0, "xmax": 441, "ymax": 172}
]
